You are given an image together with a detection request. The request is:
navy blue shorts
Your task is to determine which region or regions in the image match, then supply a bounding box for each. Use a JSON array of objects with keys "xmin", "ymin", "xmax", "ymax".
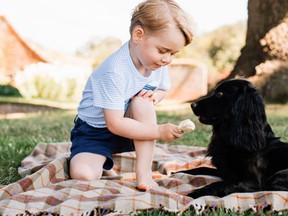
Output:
[{"xmin": 69, "ymin": 116, "xmax": 134, "ymax": 170}]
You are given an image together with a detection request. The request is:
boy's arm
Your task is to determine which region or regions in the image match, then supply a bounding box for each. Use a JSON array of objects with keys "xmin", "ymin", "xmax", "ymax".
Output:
[
  {"xmin": 104, "ymin": 109, "xmax": 159, "ymax": 140},
  {"xmin": 103, "ymin": 108, "xmax": 181, "ymax": 142}
]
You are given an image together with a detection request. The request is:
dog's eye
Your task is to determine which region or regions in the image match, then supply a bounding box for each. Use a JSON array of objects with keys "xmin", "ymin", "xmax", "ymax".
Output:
[{"xmin": 216, "ymin": 91, "xmax": 223, "ymax": 97}]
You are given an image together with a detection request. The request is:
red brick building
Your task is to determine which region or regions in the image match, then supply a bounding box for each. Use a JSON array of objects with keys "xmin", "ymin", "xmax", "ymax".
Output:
[{"xmin": 0, "ymin": 16, "xmax": 47, "ymax": 82}]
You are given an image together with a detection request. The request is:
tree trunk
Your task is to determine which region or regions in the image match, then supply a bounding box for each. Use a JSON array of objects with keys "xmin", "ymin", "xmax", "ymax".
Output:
[{"xmin": 227, "ymin": 0, "xmax": 288, "ymax": 102}]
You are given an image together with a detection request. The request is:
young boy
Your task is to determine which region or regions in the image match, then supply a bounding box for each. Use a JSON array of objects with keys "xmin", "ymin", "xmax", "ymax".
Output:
[{"xmin": 69, "ymin": 0, "xmax": 193, "ymax": 191}]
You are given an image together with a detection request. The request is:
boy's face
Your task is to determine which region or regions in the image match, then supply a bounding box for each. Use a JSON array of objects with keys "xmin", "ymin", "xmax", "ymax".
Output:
[{"xmin": 132, "ymin": 25, "xmax": 185, "ymax": 73}]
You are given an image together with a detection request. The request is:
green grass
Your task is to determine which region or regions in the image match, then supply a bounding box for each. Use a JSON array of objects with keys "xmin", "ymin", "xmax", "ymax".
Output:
[
  {"xmin": 1, "ymin": 103, "xmax": 288, "ymax": 185},
  {"xmin": 0, "ymin": 110, "xmax": 75, "ymax": 185},
  {"xmin": 0, "ymin": 101, "xmax": 288, "ymax": 215}
]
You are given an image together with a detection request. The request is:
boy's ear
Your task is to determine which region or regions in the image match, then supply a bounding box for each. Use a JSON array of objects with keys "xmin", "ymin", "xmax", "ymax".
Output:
[{"xmin": 132, "ymin": 26, "xmax": 144, "ymax": 44}]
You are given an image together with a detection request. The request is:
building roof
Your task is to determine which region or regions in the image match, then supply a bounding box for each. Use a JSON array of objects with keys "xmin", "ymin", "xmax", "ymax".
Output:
[{"xmin": 0, "ymin": 16, "xmax": 47, "ymax": 79}]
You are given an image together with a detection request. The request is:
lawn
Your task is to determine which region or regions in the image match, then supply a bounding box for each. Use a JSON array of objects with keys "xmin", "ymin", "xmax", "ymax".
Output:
[
  {"xmin": 0, "ymin": 99, "xmax": 288, "ymax": 215},
  {"xmin": 1, "ymin": 101, "xmax": 288, "ymax": 185}
]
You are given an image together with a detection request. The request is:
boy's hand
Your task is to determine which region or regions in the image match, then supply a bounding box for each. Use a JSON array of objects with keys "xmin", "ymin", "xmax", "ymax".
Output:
[
  {"xmin": 137, "ymin": 89, "xmax": 158, "ymax": 105},
  {"xmin": 158, "ymin": 124, "xmax": 183, "ymax": 142}
]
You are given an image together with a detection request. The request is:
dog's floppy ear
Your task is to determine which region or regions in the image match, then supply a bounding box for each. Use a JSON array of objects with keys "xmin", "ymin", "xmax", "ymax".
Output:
[{"xmin": 227, "ymin": 84, "xmax": 267, "ymax": 151}]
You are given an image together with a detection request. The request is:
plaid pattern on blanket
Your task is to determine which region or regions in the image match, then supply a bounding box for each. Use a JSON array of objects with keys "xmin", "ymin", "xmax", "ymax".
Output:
[{"xmin": 1, "ymin": 142, "xmax": 288, "ymax": 215}]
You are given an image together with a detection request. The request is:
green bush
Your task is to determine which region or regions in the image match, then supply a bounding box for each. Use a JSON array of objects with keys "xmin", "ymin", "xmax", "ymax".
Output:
[
  {"xmin": 0, "ymin": 85, "xmax": 22, "ymax": 97},
  {"xmin": 14, "ymin": 63, "xmax": 89, "ymax": 101},
  {"xmin": 205, "ymin": 23, "xmax": 246, "ymax": 71},
  {"xmin": 176, "ymin": 22, "xmax": 247, "ymax": 73}
]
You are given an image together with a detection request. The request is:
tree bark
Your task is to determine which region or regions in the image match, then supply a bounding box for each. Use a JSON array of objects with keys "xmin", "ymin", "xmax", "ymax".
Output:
[{"xmin": 223, "ymin": 0, "xmax": 288, "ymax": 102}]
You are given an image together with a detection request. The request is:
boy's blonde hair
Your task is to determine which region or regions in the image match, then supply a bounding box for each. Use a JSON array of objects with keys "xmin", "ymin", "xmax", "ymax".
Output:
[{"xmin": 130, "ymin": 0, "xmax": 193, "ymax": 46}]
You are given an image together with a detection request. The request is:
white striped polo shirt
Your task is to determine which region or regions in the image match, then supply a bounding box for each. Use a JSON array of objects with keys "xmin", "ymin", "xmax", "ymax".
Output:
[{"xmin": 77, "ymin": 41, "xmax": 171, "ymax": 128}]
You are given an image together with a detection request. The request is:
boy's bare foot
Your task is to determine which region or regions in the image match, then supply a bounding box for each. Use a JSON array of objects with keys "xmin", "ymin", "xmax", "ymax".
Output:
[
  {"xmin": 137, "ymin": 176, "xmax": 159, "ymax": 191},
  {"xmin": 103, "ymin": 169, "xmax": 118, "ymax": 176},
  {"xmin": 101, "ymin": 169, "xmax": 122, "ymax": 180}
]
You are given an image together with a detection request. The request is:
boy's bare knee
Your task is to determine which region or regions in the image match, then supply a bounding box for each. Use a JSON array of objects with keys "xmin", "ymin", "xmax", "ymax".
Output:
[
  {"xmin": 69, "ymin": 153, "xmax": 106, "ymax": 181},
  {"xmin": 70, "ymin": 164, "xmax": 102, "ymax": 180},
  {"xmin": 131, "ymin": 96, "xmax": 153, "ymax": 108},
  {"xmin": 69, "ymin": 157, "xmax": 103, "ymax": 180},
  {"xmin": 128, "ymin": 97, "xmax": 156, "ymax": 123}
]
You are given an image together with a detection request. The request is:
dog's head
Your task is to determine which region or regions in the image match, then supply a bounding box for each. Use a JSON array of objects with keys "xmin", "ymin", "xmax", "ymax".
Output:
[
  {"xmin": 192, "ymin": 79, "xmax": 267, "ymax": 150},
  {"xmin": 192, "ymin": 79, "xmax": 266, "ymax": 125}
]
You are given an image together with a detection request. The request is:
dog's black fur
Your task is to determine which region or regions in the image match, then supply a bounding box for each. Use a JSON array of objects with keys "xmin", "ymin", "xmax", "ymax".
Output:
[{"xmin": 181, "ymin": 79, "xmax": 288, "ymax": 198}]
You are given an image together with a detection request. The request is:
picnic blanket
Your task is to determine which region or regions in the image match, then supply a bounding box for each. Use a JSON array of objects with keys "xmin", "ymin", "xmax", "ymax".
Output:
[{"xmin": 1, "ymin": 142, "xmax": 288, "ymax": 215}]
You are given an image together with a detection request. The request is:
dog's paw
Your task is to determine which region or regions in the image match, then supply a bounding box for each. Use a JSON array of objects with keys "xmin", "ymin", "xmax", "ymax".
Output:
[
  {"xmin": 186, "ymin": 189, "xmax": 206, "ymax": 199},
  {"xmin": 178, "ymin": 119, "xmax": 195, "ymax": 132},
  {"xmin": 186, "ymin": 191, "xmax": 201, "ymax": 199}
]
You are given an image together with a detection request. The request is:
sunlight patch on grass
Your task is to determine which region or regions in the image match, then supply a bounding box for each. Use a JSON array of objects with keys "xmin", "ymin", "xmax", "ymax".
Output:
[{"xmin": 0, "ymin": 96, "xmax": 78, "ymax": 110}]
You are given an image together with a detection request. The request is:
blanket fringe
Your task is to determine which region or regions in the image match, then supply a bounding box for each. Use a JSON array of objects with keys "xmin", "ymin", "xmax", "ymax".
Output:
[{"xmin": 86, "ymin": 207, "xmax": 132, "ymax": 216}]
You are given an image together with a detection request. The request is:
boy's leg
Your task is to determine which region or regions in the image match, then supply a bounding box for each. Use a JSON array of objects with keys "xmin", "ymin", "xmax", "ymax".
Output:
[
  {"xmin": 103, "ymin": 169, "xmax": 118, "ymax": 177},
  {"xmin": 126, "ymin": 96, "xmax": 159, "ymax": 190},
  {"xmin": 69, "ymin": 152, "xmax": 106, "ymax": 180},
  {"xmin": 70, "ymin": 118, "xmax": 119, "ymax": 180}
]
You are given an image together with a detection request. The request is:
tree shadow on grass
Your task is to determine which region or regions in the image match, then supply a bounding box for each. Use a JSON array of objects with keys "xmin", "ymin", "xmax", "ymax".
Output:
[{"xmin": 0, "ymin": 102, "xmax": 61, "ymax": 116}]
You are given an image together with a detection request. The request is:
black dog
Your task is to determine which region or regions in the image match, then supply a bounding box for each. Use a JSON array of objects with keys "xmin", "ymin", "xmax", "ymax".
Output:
[{"xmin": 181, "ymin": 79, "xmax": 288, "ymax": 198}]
